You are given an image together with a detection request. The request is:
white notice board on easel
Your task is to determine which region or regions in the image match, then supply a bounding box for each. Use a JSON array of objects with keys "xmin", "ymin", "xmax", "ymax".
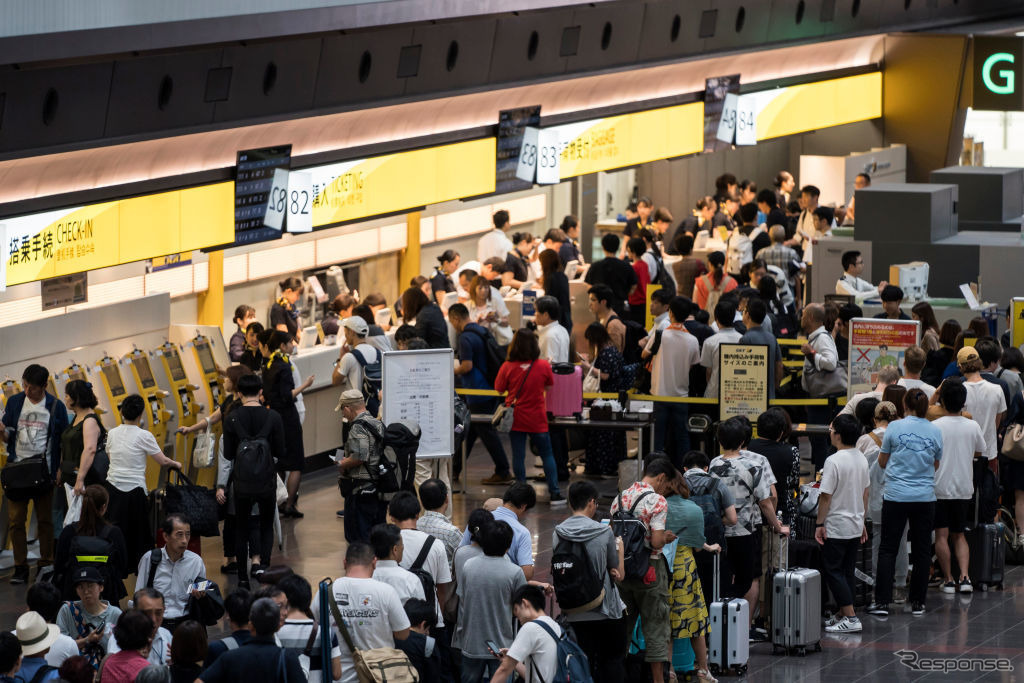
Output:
[{"xmin": 382, "ymin": 349, "xmax": 455, "ymax": 459}]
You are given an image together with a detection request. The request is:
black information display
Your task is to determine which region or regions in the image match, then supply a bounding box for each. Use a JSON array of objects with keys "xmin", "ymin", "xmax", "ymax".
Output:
[
  {"xmin": 973, "ymin": 37, "xmax": 1024, "ymax": 112},
  {"xmin": 703, "ymin": 75, "xmax": 740, "ymax": 153},
  {"xmin": 495, "ymin": 106, "xmax": 541, "ymax": 195},
  {"xmin": 234, "ymin": 145, "xmax": 292, "ymax": 246}
]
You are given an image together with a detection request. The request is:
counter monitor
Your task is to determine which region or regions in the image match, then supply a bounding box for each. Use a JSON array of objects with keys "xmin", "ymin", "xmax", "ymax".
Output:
[
  {"xmin": 1, "ymin": 380, "xmax": 19, "ymax": 399},
  {"xmin": 164, "ymin": 350, "xmax": 187, "ymax": 382},
  {"xmin": 195, "ymin": 341, "xmax": 217, "ymax": 375},
  {"xmin": 101, "ymin": 364, "xmax": 126, "ymax": 397},
  {"xmin": 132, "ymin": 357, "xmax": 156, "ymax": 389}
]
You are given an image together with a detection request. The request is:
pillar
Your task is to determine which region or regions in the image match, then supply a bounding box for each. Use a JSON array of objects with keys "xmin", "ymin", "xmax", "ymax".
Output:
[
  {"xmin": 197, "ymin": 250, "xmax": 224, "ymax": 329},
  {"xmin": 399, "ymin": 211, "xmax": 422, "ymax": 291}
]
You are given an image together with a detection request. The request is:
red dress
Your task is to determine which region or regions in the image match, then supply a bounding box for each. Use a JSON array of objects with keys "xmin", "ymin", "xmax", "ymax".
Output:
[{"xmin": 495, "ymin": 359, "xmax": 554, "ymax": 433}]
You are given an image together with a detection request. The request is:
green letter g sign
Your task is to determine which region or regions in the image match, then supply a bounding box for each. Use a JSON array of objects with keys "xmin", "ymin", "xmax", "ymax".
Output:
[{"xmin": 983, "ymin": 52, "xmax": 1016, "ymax": 95}]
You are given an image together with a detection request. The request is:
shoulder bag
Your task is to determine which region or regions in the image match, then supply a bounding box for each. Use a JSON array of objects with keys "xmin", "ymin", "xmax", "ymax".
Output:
[
  {"xmin": 1, "ymin": 411, "xmax": 54, "ymax": 502},
  {"xmin": 326, "ymin": 582, "xmax": 419, "ymax": 683},
  {"xmin": 163, "ymin": 470, "xmax": 220, "ymax": 537},
  {"xmin": 1002, "ymin": 424, "xmax": 1024, "ymax": 462},
  {"xmin": 491, "ymin": 362, "xmax": 535, "ymax": 433}
]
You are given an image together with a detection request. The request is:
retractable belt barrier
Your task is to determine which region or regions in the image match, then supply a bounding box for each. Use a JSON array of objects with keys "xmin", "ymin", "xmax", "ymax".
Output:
[{"xmin": 454, "ymin": 387, "xmax": 847, "ymax": 407}]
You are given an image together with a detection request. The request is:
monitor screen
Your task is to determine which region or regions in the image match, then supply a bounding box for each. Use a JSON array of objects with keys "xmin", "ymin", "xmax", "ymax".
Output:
[
  {"xmin": 101, "ymin": 364, "xmax": 126, "ymax": 397},
  {"xmin": 1, "ymin": 381, "xmax": 18, "ymax": 399},
  {"xmin": 164, "ymin": 350, "xmax": 187, "ymax": 382},
  {"xmin": 66, "ymin": 366, "xmax": 87, "ymax": 383},
  {"xmin": 132, "ymin": 357, "xmax": 156, "ymax": 389},
  {"xmin": 195, "ymin": 342, "xmax": 217, "ymax": 375}
]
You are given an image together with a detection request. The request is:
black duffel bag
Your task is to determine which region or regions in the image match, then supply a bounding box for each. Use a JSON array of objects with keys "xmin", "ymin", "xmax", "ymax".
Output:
[
  {"xmin": 162, "ymin": 470, "xmax": 219, "ymax": 537},
  {"xmin": 1, "ymin": 456, "xmax": 52, "ymax": 502}
]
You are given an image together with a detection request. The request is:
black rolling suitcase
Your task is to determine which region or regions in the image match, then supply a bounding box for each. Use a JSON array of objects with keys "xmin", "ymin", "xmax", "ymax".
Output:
[{"xmin": 966, "ymin": 479, "xmax": 1005, "ymax": 591}]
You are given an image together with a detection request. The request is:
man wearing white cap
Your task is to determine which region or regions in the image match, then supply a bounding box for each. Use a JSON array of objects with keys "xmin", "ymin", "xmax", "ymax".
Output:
[
  {"xmin": 14, "ymin": 612, "xmax": 60, "ymax": 681},
  {"xmin": 332, "ymin": 316, "xmax": 381, "ymax": 415},
  {"xmin": 336, "ymin": 390, "xmax": 387, "ymax": 544}
]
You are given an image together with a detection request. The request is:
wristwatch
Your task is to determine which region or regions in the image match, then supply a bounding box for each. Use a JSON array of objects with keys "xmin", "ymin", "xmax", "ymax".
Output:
[{"xmin": 815, "ymin": 522, "xmax": 824, "ymax": 528}]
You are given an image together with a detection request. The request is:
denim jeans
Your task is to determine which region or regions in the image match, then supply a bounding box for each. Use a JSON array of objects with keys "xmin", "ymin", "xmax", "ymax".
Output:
[
  {"xmin": 458, "ymin": 401, "xmax": 511, "ymax": 479},
  {"xmin": 509, "ymin": 431, "xmax": 560, "ymax": 496},
  {"xmin": 653, "ymin": 401, "xmax": 690, "ymax": 469},
  {"xmin": 460, "ymin": 656, "xmax": 502, "ymax": 683}
]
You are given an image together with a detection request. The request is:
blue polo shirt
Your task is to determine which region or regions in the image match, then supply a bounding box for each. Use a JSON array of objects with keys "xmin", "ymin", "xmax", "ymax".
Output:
[
  {"xmin": 458, "ymin": 505, "xmax": 534, "ymax": 569},
  {"xmin": 880, "ymin": 416, "xmax": 943, "ymax": 503}
]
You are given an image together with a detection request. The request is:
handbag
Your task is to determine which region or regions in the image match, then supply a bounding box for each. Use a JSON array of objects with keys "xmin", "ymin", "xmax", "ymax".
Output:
[
  {"xmin": 60, "ymin": 414, "xmax": 109, "ymax": 486},
  {"xmin": 1002, "ymin": 424, "xmax": 1024, "ymax": 462},
  {"xmin": 801, "ymin": 333, "xmax": 847, "ymax": 397},
  {"xmin": 491, "ymin": 362, "xmax": 535, "ymax": 434},
  {"xmin": 1, "ymin": 456, "xmax": 52, "ymax": 502},
  {"xmin": 192, "ymin": 425, "xmax": 217, "ymax": 469},
  {"xmin": 276, "ymin": 472, "xmax": 289, "ymax": 506},
  {"xmin": 326, "ymin": 582, "xmax": 419, "ymax": 683},
  {"xmin": 582, "ymin": 365, "xmax": 601, "ymax": 394},
  {"xmin": 163, "ymin": 470, "xmax": 220, "ymax": 537},
  {"xmin": 186, "ymin": 577, "xmax": 226, "ymax": 626}
]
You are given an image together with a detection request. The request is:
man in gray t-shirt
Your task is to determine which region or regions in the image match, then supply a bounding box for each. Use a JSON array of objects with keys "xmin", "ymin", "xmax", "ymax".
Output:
[{"xmin": 452, "ymin": 520, "xmax": 526, "ymax": 682}]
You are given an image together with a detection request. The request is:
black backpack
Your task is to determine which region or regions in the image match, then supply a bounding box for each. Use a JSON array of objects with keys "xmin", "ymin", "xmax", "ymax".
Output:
[
  {"xmin": 464, "ymin": 326, "xmax": 506, "ymax": 387},
  {"xmin": 453, "ymin": 394, "xmax": 471, "ymax": 455},
  {"xmin": 633, "ymin": 330, "xmax": 662, "ymax": 394},
  {"xmin": 61, "ymin": 527, "xmax": 115, "ymax": 600},
  {"xmin": 608, "ymin": 315, "xmax": 648, "ymax": 365},
  {"xmin": 353, "ymin": 347, "xmax": 383, "ymax": 415},
  {"xmin": 368, "ymin": 421, "xmax": 420, "ymax": 497},
  {"xmin": 409, "ymin": 535, "xmax": 437, "ymax": 615},
  {"xmin": 551, "ymin": 530, "xmax": 605, "ymax": 613},
  {"xmin": 686, "ymin": 474, "xmax": 727, "ymax": 547},
  {"xmin": 651, "ymin": 253, "xmax": 675, "ymax": 293},
  {"xmin": 610, "ymin": 490, "xmax": 654, "ymax": 581},
  {"xmin": 230, "ymin": 415, "xmax": 276, "ymax": 497}
]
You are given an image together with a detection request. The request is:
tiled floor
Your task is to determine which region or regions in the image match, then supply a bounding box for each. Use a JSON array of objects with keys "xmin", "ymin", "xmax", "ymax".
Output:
[{"xmin": 4, "ymin": 447, "xmax": 1024, "ymax": 682}]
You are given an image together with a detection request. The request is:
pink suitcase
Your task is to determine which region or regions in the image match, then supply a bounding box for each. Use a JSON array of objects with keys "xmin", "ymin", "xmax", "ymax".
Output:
[{"xmin": 547, "ymin": 363, "xmax": 583, "ymax": 417}]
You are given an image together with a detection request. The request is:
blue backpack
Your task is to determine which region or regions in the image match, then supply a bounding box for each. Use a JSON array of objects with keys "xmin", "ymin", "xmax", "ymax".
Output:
[{"xmin": 530, "ymin": 619, "xmax": 593, "ymax": 683}]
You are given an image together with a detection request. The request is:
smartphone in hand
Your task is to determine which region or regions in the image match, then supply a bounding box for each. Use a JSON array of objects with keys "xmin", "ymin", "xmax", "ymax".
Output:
[{"xmin": 486, "ymin": 640, "xmax": 502, "ymax": 658}]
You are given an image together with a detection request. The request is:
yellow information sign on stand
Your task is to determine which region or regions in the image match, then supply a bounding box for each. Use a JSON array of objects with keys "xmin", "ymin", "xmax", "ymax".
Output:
[
  {"xmin": 1012, "ymin": 298, "xmax": 1024, "ymax": 349},
  {"xmin": 719, "ymin": 344, "xmax": 770, "ymax": 421}
]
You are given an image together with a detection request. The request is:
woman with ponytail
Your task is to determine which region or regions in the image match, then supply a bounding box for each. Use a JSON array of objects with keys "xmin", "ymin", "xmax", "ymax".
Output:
[
  {"xmin": 693, "ymin": 251, "xmax": 737, "ymax": 313},
  {"xmin": 262, "ymin": 330, "xmax": 305, "ymax": 518},
  {"xmin": 270, "ymin": 276, "xmax": 304, "ymax": 342},
  {"xmin": 54, "ymin": 484, "xmax": 127, "ymax": 603}
]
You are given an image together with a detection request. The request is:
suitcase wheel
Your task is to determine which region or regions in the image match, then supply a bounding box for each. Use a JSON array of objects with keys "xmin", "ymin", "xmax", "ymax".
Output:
[
  {"xmin": 733, "ymin": 664, "xmax": 748, "ymax": 676},
  {"xmin": 797, "ymin": 647, "xmax": 806, "ymax": 657},
  {"xmin": 709, "ymin": 664, "xmax": 721, "ymax": 676},
  {"xmin": 814, "ymin": 642, "xmax": 822, "ymax": 652}
]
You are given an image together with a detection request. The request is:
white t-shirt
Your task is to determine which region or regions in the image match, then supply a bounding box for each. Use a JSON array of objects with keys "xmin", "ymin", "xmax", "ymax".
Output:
[
  {"xmin": 106, "ymin": 424, "xmax": 162, "ymax": 492},
  {"xmin": 537, "ymin": 322, "xmax": 570, "ymax": 364},
  {"xmin": 312, "ymin": 576, "xmax": 411, "ymax": 683},
  {"xmin": 964, "ymin": 378, "xmax": 1007, "ymax": 459},
  {"xmin": 338, "ymin": 343, "xmax": 380, "ymax": 393},
  {"xmin": 399, "ymin": 529, "xmax": 452, "ymax": 628},
  {"xmin": 840, "ymin": 390, "xmax": 883, "ymax": 417},
  {"xmin": 701, "ymin": 328, "xmax": 743, "ymax": 398},
  {"xmin": 898, "ymin": 378, "xmax": 935, "ymax": 400},
  {"xmin": 507, "ymin": 616, "xmax": 562, "ymax": 683},
  {"xmin": 478, "ymin": 229, "xmax": 514, "ymax": 263},
  {"xmin": 373, "ymin": 560, "xmax": 426, "ymax": 604},
  {"xmin": 645, "ymin": 325, "xmax": 699, "ymax": 397},
  {"xmin": 14, "ymin": 396, "xmax": 50, "ymax": 460},
  {"xmin": 933, "ymin": 415, "xmax": 986, "ymax": 500},
  {"xmin": 818, "ymin": 447, "xmax": 870, "ymax": 540}
]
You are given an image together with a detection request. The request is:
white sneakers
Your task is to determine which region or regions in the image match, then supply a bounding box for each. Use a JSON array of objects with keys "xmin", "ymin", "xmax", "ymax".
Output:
[{"xmin": 825, "ymin": 615, "xmax": 863, "ymax": 633}]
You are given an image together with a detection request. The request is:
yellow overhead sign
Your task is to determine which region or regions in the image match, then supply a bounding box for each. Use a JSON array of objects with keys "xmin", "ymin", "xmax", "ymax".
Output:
[
  {"xmin": 753, "ymin": 72, "xmax": 882, "ymax": 141},
  {"xmin": 547, "ymin": 102, "xmax": 705, "ymax": 179},
  {"xmin": 309, "ymin": 138, "xmax": 496, "ymax": 228},
  {"xmin": 4, "ymin": 183, "xmax": 233, "ymax": 287}
]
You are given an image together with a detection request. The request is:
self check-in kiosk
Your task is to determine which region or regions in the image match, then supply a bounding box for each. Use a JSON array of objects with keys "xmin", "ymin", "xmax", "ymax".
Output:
[
  {"xmin": 155, "ymin": 341, "xmax": 204, "ymax": 479},
  {"xmin": 183, "ymin": 334, "xmax": 223, "ymax": 488}
]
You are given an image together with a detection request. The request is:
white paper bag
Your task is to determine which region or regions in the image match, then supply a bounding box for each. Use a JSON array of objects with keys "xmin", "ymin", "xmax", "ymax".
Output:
[{"xmin": 64, "ymin": 484, "xmax": 82, "ymax": 527}]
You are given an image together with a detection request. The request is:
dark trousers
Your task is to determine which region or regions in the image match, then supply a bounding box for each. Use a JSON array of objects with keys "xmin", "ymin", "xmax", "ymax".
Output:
[
  {"xmin": 233, "ymin": 493, "xmax": 275, "ymax": 571},
  {"xmin": 223, "ymin": 513, "xmax": 260, "ymax": 559},
  {"xmin": 8, "ymin": 488, "xmax": 54, "ymax": 566},
  {"xmin": 343, "ymin": 492, "xmax": 387, "ymax": 544},
  {"xmin": 653, "ymin": 401, "xmax": 690, "ymax": 469},
  {"xmin": 457, "ymin": 403, "xmax": 510, "ymax": 479},
  {"xmin": 822, "ymin": 537, "xmax": 860, "ymax": 608},
  {"xmin": 571, "ymin": 617, "xmax": 629, "ymax": 683},
  {"xmin": 807, "ymin": 402, "xmax": 839, "ymax": 471},
  {"xmin": 549, "ymin": 427, "xmax": 570, "ymax": 479},
  {"xmin": 875, "ymin": 500, "xmax": 935, "ymax": 606}
]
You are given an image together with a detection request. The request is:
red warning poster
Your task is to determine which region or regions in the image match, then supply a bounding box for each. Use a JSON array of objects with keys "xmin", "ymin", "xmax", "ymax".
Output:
[{"xmin": 847, "ymin": 318, "xmax": 920, "ymax": 398}]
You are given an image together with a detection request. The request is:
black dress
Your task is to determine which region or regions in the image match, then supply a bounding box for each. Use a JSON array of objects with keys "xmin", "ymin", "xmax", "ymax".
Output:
[
  {"xmin": 543, "ymin": 271, "xmax": 573, "ymax": 333},
  {"xmin": 262, "ymin": 355, "xmax": 304, "ymax": 472}
]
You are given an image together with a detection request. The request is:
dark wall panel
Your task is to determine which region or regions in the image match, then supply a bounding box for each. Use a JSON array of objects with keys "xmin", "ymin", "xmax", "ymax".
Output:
[
  {"xmin": 766, "ymin": 0, "xmax": 831, "ymax": 44},
  {"xmin": 214, "ymin": 38, "xmax": 322, "ymax": 122},
  {"xmin": 636, "ymin": 0, "xmax": 706, "ymax": 62},
  {"xmin": 314, "ymin": 28, "xmax": 413, "ymax": 107},
  {"xmin": 0, "ymin": 63, "xmax": 112, "ymax": 153},
  {"xmin": 404, "ymin": 19, "xmax": 498, "ymax": 96},
  {"xmin": 564, "ymin": 4, "xmax": 643, "ymax": 74},
  {"xmin": 488, "ymin": 9, "xmax": 573, "ymax": 84},
  {"xmin": 105, "ymin": 49, "xmax": 222, "ymax": 137},
  {"xmin": 704, "ymin": 0, "xmax": 771, "ymax": 52}
]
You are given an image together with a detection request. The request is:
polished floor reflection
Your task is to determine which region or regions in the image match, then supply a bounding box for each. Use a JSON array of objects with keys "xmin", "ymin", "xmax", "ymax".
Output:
[{"xmin": 4, "ymin": 449, "xmax": 1024, "ymax": 682}]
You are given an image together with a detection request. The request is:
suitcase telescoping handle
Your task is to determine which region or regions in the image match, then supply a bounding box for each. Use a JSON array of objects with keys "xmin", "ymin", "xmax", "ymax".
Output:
[
  {"xmin": 779, "ymin": 530, "xmax": 790, "ymax": 573},
  {"xmin": 713, "ymin": 548, "xmax": 720, "ymax": 603}
]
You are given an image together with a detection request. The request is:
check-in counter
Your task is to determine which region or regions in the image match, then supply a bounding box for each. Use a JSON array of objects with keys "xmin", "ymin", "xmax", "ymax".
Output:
[{"xmin": 859, "ymin": 300, "xmax": 997, "ymax": 331}]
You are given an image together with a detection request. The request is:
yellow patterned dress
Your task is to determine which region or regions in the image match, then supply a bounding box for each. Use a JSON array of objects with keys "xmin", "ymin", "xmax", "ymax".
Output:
[{"xmin": 666, "ymin": 495, "xmax": 710, "ymax": 640}]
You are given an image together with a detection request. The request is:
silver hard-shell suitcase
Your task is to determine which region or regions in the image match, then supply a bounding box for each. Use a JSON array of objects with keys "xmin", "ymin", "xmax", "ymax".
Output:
[
  {"xmin": 772, "ymin": 534, "xmax": 822, "ymax": 656},
  {"xmin": 708, "ymin": 551, "xmax": 749, "ymax": 676}
]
